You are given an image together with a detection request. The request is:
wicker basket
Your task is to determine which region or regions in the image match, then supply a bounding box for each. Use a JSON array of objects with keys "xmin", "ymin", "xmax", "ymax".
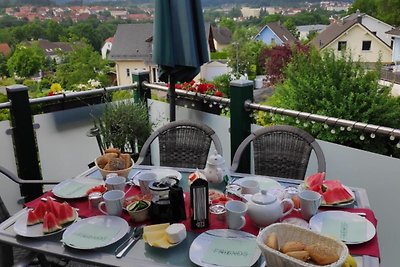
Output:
[{"xmin": 256, "ymin": 223, "xmax": 348, "ymax": 267}]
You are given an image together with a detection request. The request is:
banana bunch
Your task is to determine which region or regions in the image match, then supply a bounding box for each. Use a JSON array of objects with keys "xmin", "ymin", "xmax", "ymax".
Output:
[{"xmin": 342, "ymin": 255, "xmax": 357, "ymax": 267}]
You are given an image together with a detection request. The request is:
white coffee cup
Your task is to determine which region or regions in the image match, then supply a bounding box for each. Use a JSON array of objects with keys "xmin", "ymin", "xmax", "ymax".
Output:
[
  {"xmin": 225, "ymin": 200, "xmax": 248, "ymax": 230},
  {"xmin": 239, "ymin": 180, "xmax": 260, "ymax": 195},
  {"xmin": 297, "ymin": 190, "xmax": 322, "ymax": 220},
  {"xmin": 105, "ymin": 175, "xmax": 126, "ymax": 191},
  {"xmin": 137, "ymin": 171, "xmax": 157, "ymax": 195},
  {"xmin": 98, "ymin": 190, "xmax": 125, "ymax": 216}
]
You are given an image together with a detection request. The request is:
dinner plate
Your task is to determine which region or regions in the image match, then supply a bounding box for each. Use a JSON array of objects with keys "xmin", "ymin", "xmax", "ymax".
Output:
[
  {"xmin": 189, "ymin": 229, "xmax": 261, "ymax": 267},
  {"xmin": 52, "ymin": 177, "xmax": 104, "ymax": 199},
  {"xmin": 62, "ymin": 215, "xmax": 129, "ymax": 249},
  {"xmin": 309, "ymin": 211, "xmax": 376, "ymax": 244},
  {"xmin": 131, "ymin": 168, "xmax": 182, "ymax": 186},
  {"xmin": 14, "ymin": 209, "xmax": 78, "ymax": 238},
  {"xmin": 234, "ymin": 176, "xmax": 283, "ymax": 193}
]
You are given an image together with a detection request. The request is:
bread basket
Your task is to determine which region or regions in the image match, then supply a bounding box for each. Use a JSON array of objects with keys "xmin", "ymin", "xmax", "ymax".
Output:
[
  {"xmin": 256, "ymin": 223, "xmax": 348, "ymax": 267},
  {"xmin": 95, "ymin": 157, "xmax": 134, "ymax": 179}
]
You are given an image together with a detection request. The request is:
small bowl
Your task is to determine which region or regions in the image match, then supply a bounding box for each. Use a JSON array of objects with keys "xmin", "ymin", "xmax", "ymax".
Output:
[
  {"xmin": 127, "ymin": 200, "xmax": 151, "ymax": 222},
  {"xmin": 95, "ymin": 157, "xmax": 134, "ymax": 179}
]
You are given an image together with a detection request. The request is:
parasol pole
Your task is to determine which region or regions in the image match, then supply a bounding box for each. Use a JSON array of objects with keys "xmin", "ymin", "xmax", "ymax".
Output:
[{"xmin": 169, "ymin": 75, "xmax": 176, "ymax": 121}]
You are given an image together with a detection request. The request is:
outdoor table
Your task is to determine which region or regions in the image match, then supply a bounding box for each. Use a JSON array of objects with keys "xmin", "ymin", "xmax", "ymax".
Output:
[{"xmin": 0, "ymin": 166, "xmax": 380, "ymax": 267}]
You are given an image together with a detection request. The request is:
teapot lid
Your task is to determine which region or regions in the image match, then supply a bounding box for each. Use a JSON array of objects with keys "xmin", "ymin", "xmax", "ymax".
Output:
[
  {"xmin": 251, "ymin": 190, "xmax": 276, "ymax": 205},
  {"xmin": 207, "ymin": 151, "xmax": 225, "ymax": 165}
]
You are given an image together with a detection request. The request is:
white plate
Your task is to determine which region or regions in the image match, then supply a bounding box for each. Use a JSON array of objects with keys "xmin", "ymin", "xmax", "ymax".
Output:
[
  {"xmin": 309, "ymin": 211, "xmax": 376, "ymax": 244},
  {"xmin": 189, "ymin": 229, "xmax": 261, "ymax": 267},
  {"xmin": 52, "ymin": 177, "xmax": 104, "ymax": 199},
  {"xmin": 235, "ymin": 176, "xmax": 283, "ymax": 192},
  {"xmin": 62, "ymin": 215, "xmax": 129, "ymax": 249},
  {"xmin": 14, "ymin": 209, "xmax": 78, "ymax": 238},
  {"xmin": 131, "ymin": 169, "xmax": 182, "ymax": 186}
]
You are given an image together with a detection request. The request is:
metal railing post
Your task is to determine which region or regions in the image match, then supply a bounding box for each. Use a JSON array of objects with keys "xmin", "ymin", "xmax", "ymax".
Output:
[
  {"xmin": 132, "ymin": 70, "xmax": 150, "ymax": 103},
  {"xmin": 230, "ymin": 80, "xmax": 254, "ymax": 173},
  {"xmin": 6, "ymin": 85, "xmax": 43, "ymax": 202}
]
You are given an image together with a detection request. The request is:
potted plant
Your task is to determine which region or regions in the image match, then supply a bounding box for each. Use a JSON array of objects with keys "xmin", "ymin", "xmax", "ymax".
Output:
[{"xmin": 92, "ymin": 100, "xmax": 153, "ymax": 161}]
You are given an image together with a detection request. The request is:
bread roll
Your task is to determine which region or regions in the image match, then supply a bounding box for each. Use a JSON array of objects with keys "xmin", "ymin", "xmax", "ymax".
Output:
[
  {"xmin": 104, "ymin": 148, "xmax": 121, "ymax": 155},
  {"xmin": 120, "ymin": 153, "xmax": 132, "ymax": 168},
  {"xmin": 306, "ymin": 244, "xmax": 339, "ymax": 265},
  {"xmin": 265, "ymin": 232, "xmax": 279, "ymax": 250},
  {"xmin": 281, "ymin": 241, "xmax": 306, "ymax": 253},
  {"xmin": 108, "ymin": 158, "xmax": 126, "ymax": 171}
]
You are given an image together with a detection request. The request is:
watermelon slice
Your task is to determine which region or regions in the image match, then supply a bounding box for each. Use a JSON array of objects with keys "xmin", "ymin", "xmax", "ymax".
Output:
[
  {"xmin": 27, "ymin": 209, "xmax": 40, "ymax": 226},
  {"xmin": 42, "ymin": 212, "xmax": 62, "ymax": 234},
  {"xmin": 58, "ymin": 203, "xmax": 76, "ymax": 225},
  {"xmin": 45, "ymin": 198, "xmax": 61, "ymax": 218},
  {"xmin": 320, "ymin": 180, "xmax": 353, "ymax": 205},
  {"xmin": 34, "ymin": 202, "xmax": 47, "ymax": 222},
  {"xmin": 305, "ymin": 172, "xmax": 325, "ymax": 191}
]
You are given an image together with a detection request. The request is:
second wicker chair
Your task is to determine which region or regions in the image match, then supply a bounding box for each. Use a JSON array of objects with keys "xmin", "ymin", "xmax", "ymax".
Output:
[
  {"xmin": 231, "ymin": 125, "xmax": 326, "ymax": 180},
  {"xmin": 136, "ymin": 120, "xmax": 222, "ymax": 169}
]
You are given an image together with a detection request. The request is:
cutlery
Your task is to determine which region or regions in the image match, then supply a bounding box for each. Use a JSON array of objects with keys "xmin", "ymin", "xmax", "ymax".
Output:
[
  {"xmin": 126, "ymin": 170, "xmax": 142, "ymax": 185},
  {"xmin": 115, "ymin": 225, "xmax": 144, "ymax": 258}
]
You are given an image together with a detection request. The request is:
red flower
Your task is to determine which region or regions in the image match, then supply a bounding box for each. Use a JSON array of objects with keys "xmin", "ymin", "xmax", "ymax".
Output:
[
  {"xmin": 48, "ymin": 91, "xmax": 54, "ymax": 96},
  {"xmin": 214, "ymin": 91, "xmax": 223, "ymax": 97}
]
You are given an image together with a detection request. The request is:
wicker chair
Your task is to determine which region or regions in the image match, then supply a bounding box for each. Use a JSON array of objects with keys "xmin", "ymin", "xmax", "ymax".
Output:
[
  {"xmin": 231, "ymin": 125, "xmax": 326, "ymax": 180},
  {"xmin": 136, "ymin": 120, "xmax": 223, "ymax": 169}
]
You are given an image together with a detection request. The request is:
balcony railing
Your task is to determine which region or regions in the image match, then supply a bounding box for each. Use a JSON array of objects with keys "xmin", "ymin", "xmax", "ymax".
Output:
[{"xmin": 1, "ymin": 73, "xmax": 400, "ymax": 266}]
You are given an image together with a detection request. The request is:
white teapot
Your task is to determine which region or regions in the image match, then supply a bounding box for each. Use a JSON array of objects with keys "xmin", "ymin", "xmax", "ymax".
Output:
[
  {"xmin": 247, "ymin": 190, "xmax": 294, "ymax": 227},
  {"xmin": 202, "ymin": 151, "xmax": 229, "ymax": 184}
]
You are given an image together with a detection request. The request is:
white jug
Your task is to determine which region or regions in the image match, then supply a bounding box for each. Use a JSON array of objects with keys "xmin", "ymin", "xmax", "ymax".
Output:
[{"xmin": 202, "ymin": 151, "xmax": 229, "ymax": 184}]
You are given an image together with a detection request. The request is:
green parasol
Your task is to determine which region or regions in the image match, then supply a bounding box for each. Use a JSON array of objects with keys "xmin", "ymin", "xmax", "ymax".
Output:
[{"xmin": 153, "ymin": 0, "xmax": 209, "ymax": 121}]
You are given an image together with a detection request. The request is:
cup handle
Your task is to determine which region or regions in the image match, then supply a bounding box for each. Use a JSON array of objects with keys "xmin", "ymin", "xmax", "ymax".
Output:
[
  {"xmin": 281, "ymin": 198, "xmax": 295, "ymax": 217},
  {"xmin": 125, "ymin": 184, "xmax": 133, "ymax": 195},
  {"xmin": 98, "ymin": 201, "xmax": 107, "ymax": 215},
  {"xmin": 238, "ymin": 215, "xmax": 246, "ymax": 229}
]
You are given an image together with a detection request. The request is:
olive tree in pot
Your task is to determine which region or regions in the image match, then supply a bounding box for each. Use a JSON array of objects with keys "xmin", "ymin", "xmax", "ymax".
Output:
[{"xmin": 92, "ymin": 100, "xmax": 152, "ymax": 161}]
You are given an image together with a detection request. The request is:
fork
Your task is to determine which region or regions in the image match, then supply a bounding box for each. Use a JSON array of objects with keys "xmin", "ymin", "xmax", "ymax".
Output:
[{"xmin": 115, "ymin": 225, "xmax": 144, "ymax": 258}]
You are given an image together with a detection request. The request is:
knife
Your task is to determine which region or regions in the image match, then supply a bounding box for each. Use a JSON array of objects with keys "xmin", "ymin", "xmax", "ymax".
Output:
[{"xmin": 115, "ymin": 225, "xmax": 144, "ymax": 258}]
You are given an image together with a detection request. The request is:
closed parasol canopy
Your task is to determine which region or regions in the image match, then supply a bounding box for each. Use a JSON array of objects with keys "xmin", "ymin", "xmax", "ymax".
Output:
[{"xmin": 153, "ymin": 0, "xmax": 209, "ymax": 121}]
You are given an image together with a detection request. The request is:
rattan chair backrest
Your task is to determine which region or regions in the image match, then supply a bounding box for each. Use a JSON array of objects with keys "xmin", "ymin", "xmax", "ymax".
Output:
[
  {"xmin": 231, "ymin": 125, "xmax": 326, "ymax": 180},
  {"xmin": 136, "ymin": 120, "xmax": 223, "ymax": 169}
]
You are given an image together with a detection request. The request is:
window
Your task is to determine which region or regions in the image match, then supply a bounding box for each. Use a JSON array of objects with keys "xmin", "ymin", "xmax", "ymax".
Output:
[
  {"xmin": 126, "ymin": 68, "xmax": 130, "ymax": 77},
  {"xmin": 338, "ymin": 41, "xmax": 347, "ymax": 51},
  {"xmin": 362, "ymin": 41, "xmax": 371, "ymax": 51}
]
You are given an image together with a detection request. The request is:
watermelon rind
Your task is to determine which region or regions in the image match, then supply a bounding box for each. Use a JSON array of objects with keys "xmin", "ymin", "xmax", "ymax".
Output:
[
  {"xmin": 58, "ymin": 203, "xmax": 76, "ymax": 225},
  {"xmin": 27, "ymin": 209, "xmax": 40, "ymax": 226},
  {"xmin": 43, "ymin": 212, "xmax": 62, "ymax": 234},
  {"xmin": 320, "ymin": 180, "xmax": 353, "ymax": 205},
  {"xmin": 34, "ymin": 202, "xmax": 47, "ymax": 222}
]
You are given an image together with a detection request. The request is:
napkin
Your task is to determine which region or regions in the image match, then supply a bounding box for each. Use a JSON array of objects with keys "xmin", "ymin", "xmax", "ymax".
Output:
[
  {"xmin": 62, "ymin": 223, "xmax": 121, "ymax": 249},
  {"xmin": 202, "ymin": 237, "xmax": 258, "ymax": 267},
  {"xmin": 143, "ymin": 223, "xmax": 172, "ymax": 249},
  {"xmin": 321, "ymin": 217, "xmax": 368, "ymax": 243},
  {"xmin": 54, "ymin": 180, "xmax": 93, "ymax": 197}
]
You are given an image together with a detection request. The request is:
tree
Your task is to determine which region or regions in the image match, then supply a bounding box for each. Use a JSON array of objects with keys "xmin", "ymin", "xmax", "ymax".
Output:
[
  {"xmin": 0, "ymin": 53, "xmax": 8, "ymax": 77},
  {"xmin": 263, "ymin": 49, "xmax": 400, "ymax": 157},
  {"xmin": 283, "ymin": 18, "xmax": 299, "ymax": 39},
  {"xmin": 54, "ymin": 41, "xmax": 111, "ymax": 90},
  {"xmin": 350, "ymin": 0, "xmax": 400, "ymax": 26},
  {"xmin": 7, "ymin": 43, "xmax": 45, "ymax": 77},
  {"xmin": 258, "ymin": 43, "xmax": 309, "ymax": 84}
]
